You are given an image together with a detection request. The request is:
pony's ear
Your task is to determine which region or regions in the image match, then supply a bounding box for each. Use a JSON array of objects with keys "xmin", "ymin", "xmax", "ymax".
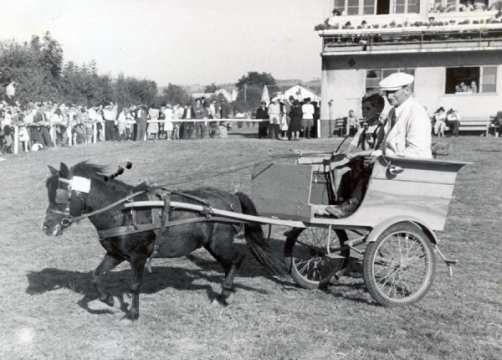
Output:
[
  {"xmin": 60, "ymin": 162, "xmax": 71, "ymax": 178},
  {"xmin": 48, "ymin": 165, "xmax": 58, "ymax": 176}
]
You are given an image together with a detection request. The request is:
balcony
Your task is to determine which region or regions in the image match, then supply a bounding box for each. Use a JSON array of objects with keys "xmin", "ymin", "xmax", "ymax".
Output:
[{"xmin": 318, "ymin": 10, "xmax": 502, "ymax": 54}]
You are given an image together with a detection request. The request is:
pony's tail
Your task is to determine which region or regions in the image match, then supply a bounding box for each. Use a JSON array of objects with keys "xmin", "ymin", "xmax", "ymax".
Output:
[{"xmin": 236, "ymin": 192, "xmax": 287, "ymax": 277}]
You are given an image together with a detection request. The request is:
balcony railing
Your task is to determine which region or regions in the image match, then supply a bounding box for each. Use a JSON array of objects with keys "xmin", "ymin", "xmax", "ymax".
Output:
[{"xmin": 320, "ymin": 21, "xmax": 502, "ymax": 54}]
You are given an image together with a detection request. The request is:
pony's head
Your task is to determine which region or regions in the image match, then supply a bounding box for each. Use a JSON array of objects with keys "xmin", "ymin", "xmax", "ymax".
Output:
[{"xmin": 42, "ymin": 162, "xmax": 105, "ymax": 236}]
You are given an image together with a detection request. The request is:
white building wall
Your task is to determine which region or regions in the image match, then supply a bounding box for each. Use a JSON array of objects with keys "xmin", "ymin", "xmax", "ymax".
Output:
[
  {"xmin": 414, "ymin": 67, "xmax": 445, "ymax": 114},
  {"xmin": 325, "ymin": 69, "xmax": 366, "ymax": 119}
]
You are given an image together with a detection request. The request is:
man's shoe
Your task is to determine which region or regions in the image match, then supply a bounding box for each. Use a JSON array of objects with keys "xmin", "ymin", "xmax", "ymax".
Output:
[{"xmin": 325, "ymin": 206, "xmax": 347, "ymax": 218}]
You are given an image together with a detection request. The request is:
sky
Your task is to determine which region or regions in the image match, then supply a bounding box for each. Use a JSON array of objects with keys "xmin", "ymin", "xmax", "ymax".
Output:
[{"xmin": 0, "ymin": 0, "xmax": 331, "ymax": 86}]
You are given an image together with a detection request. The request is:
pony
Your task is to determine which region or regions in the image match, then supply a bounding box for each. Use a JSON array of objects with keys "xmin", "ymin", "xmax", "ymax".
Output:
[{"xmin": 42, "ymin": 161, "xmax": 285, "ymax": 319}]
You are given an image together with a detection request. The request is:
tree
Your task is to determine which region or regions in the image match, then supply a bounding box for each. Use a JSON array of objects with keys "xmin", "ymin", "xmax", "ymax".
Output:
[
  {"xmin": 162, "ymin": 83, "xmax": 191, "ymax": 106},
  {"xmin": 234, "ymin": 71, "xmax": 277, "ymax": 112},
  {"xmin": 40, "ymin": 31, "xmax": 63, "ymax": 79},
  {"xmin": 204, "ymin": 83, "xmax": 218, "ymax": 93}
]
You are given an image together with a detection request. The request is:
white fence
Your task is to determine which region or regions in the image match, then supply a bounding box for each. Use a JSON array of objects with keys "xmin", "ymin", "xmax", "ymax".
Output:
[{"xmin": 10, "ymin": 118, "xmax": 265, "ymax": 154}]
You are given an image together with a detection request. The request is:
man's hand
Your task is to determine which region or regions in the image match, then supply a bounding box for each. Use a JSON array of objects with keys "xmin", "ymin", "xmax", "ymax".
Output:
[{"xmin": 370, "ymin": 149, "xmax": 382, "ymax": 157}]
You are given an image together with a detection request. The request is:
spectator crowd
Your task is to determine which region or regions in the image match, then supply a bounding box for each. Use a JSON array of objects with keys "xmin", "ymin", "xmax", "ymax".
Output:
[
  {"xmin": 0, "ymin": 96, "xmax": 234, "ymax": 159},
  {"xmin": 254, "ymin": 96, "xmax": 320, "ymax": 141}
]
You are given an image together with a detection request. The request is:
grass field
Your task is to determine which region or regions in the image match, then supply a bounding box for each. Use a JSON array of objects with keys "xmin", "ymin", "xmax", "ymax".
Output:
[{"xmin": 0, "ymin": 132, "xmax": 500, "ymax": 360}]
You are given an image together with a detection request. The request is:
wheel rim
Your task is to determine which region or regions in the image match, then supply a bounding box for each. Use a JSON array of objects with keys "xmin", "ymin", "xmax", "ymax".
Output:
[
  {"xmin": 292, "ymin": 227, "xmax": 344, "ymax": 285},
  {"xmin": 371, "ymin": 231, "xmax": 432, "ymax": 303}
]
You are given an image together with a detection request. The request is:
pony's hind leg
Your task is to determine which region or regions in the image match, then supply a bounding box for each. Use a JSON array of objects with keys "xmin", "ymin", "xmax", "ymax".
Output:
[
  {"xmin": 127, "ymin": 255, "xmax": 148, "ymax": 320},
  {"xmin": 205, "ymin": 243, "xmax": 245, "ymax": 305},
  {"xmin": 92, "ymin": 254, "xmax": 123, "ymax": 306}
]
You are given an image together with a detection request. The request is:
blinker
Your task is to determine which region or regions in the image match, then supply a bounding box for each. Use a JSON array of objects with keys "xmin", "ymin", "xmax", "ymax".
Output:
[{"xmin": 55, "ymin": 189, "xmax": 70, "ymax": 204}]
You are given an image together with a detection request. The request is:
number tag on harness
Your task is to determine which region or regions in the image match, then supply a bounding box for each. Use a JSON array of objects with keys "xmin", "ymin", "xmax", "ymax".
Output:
[{"xmin": 71, "ymin": 176, "xmax": 91, "ymax": 193}]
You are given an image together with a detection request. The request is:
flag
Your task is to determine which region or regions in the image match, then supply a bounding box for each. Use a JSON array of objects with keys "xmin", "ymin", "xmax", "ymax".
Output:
[{"xmin": 261, "ymin": 85, "xmax": 270, "ymax": 104}]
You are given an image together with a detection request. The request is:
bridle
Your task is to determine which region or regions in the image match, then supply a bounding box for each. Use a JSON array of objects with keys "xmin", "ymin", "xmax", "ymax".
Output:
[{"xmin": 48, "ymin": 176, "xmax": 146, "ymax": 230}]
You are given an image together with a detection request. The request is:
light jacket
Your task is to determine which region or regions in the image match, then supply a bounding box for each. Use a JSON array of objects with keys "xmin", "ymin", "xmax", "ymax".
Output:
[{"xmin": 384, "ymin": 97, "xmax": 432, "ymax": 159}]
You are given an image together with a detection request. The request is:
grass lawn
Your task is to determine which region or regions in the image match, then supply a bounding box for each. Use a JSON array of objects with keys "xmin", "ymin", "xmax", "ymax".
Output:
[{"xmin": 0, "ymin": 132, "xmax": 500, "ymax": 360}]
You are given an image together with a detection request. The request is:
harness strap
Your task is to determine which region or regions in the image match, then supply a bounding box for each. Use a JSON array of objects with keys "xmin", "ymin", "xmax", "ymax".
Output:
[
  {"xmin": 98, "ymin": 216, "xmax": 244, "ymax": 240},
  {"xmin": 71, "ymin": 190, "xmax": 147, "ymax": 223}
]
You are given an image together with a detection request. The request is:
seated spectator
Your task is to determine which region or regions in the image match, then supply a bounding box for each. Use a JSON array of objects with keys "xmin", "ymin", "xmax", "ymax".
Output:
[
  {"xmin": 433, "ymin": 107, "xmax": 447, "ymax": 137},
  {"xmin": 470, "ymin": 81, "xmax": 478, "ymax": 93},
  {"xmin": 446, "ymin": 108, "xmax": 461, "ymax": 136}
]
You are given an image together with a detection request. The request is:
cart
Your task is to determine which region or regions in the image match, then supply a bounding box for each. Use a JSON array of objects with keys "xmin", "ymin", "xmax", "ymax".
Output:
[{"xmin": 124, "ymin": 152, "xmax": 467, "ymax": 306}]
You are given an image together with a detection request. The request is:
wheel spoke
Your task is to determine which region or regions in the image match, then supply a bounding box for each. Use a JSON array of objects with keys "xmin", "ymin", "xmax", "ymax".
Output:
[{"xmin": 371, "ymin": 230, "xmax": 431, "ymax": 301}]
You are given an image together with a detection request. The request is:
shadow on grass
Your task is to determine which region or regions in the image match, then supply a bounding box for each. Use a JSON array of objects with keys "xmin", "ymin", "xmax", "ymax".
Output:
[
  {"xmin": 25, "ymin": 264, "xmax": 272, "ymax": 316},
  {"xmin": 25, "ymin": 240, "xmax": 291, "ymax": 317}
]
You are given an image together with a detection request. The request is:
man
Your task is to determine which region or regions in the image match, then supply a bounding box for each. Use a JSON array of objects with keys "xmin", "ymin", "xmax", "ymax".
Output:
[
  {"xmin": 301, "ymin": 98, "xmax": 315, "ymax": 139},
  {"xmin": 255, "ymin": 101, "xmax": 269, "ymax": 138},
  {"xmin": 379, "ymin": 72, "xmax": 432, "ymax": 159},
  {"xmin": 103, "ymin": 103, "xmax": 118, "ymax": 141},
  {"xmin": 267, "ymin": 98, "xmax": 281, "ymax": 140}
]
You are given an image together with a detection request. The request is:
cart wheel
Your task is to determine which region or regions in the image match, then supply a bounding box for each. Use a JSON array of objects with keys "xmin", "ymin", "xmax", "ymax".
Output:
[
  {"xmin": 363, "ymin": 222, "xmax": 436, "ymax": 306},
  {"xmin": 287, "ymin": 227, "xmax": 349, "ymax": 289}
]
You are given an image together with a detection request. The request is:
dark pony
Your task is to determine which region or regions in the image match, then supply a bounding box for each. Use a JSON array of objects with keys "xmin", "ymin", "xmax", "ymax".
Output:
[{"xmin": 42, "ymin": 161, "xmax": 284, "ymax": 319}]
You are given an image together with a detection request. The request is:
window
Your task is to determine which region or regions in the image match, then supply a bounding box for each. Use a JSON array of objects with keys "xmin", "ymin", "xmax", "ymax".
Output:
[
  {"xmin": 366, "ymin": 68, "xmax": 415, "ymax": 91},
  {"xmin": 482, "ymin": 66, "xmax": 497, "ymax": 93},
  {"xmin": 347, "ymin": 0, "xmax": 360, "ymax": 15},
  {"xmin": 364, "ymin": 0, "xmax": 376, "ymax": 14},
  {"xmin": 445, "ymin": 66, "xmax": 497, "ymax": 94},
  {"xmin": 332, "ymin": 0, "xmax": 419, "ymax": 15}
]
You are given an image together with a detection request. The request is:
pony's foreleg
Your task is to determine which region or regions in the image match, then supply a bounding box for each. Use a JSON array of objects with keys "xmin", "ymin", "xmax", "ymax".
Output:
[
  {"xmin": 128, "ymin": 255, "xmax": 147, "ymax": 320},
  {"xmin": 92, "ymin": 254, "xmax": 123, "ymax": 306}
]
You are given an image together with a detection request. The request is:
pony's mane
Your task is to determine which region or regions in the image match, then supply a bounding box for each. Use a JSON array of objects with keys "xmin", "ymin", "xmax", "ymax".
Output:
[
  {"xmin": 71, "ymin": 161, "xmax": 107, "ymax": 178},
  {"xmin": 71, "ymin": 161, "xmax": 134, "ymax": 192}
]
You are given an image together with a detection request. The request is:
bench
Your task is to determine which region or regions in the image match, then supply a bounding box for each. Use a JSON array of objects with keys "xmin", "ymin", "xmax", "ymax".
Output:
[{"xmin": 445, "ymin": 118, "xmax": 490, "ymax": 135}]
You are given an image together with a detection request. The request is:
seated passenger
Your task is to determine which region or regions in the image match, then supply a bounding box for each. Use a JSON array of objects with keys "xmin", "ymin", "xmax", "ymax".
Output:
[{"xmin": 323, "ymin": 93, "xmax": 385, "ymax": 218}]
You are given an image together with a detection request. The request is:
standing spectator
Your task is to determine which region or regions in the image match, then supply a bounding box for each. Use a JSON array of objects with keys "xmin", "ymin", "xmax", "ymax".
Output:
[
  {"xmin": 147, "ymin": 106, "xmax": 160, "ymax": 140},
  {"xmin": 103, "ymin": 103, "xmax": 118, "ymax": 141},
  {"xmin": 29, "ymin": 103, "xmax": 53, "ymax": 149},
  {"xmin": 255, "ymin": 101, "xmax": 269, "ymax": 138},
  {"xmin": 346, "ymin": 109, "xmax": 359, "ymax": 136},
  {"xmin": 267, "ymin": 98, "xmax": 281, "ymax": 139},
  {"xmin": 279, "ymin": 97, "xmax": 290, "ymax": 139},
  {"xmin": 301, "ymin": 98, "xmax": 315, "ymax": 139},
  {"xmin": 135, "ymin": 106, "xmax": 147, "ymax": 141},
  {"xmin": 288, "ymin": 99, "xmax": 303, "ymax": 141},
  {"xmin": 180, "ymin": 104, "xmax": 193, "ymax": 139},
  {"xmin": 49, "ymin": 107, "xmax": 67, "ymax": 146},
  {"xmin": 446, "ymin": 108, "xmax": 460, "ymax": 137},
  {"xmin": 117, "ymin": 108, "xmax": 128, "ymax": 140},
  {"xmin": 193, "ymin": 98, "xmax": 208, "ymax": 139},
  {"xmin": 163, "ymin": 105, "xmax": 174, "ymax": 140},
  {"xmin": 313, "ymin": 101, "xmax": 320, "ymax": 139}
]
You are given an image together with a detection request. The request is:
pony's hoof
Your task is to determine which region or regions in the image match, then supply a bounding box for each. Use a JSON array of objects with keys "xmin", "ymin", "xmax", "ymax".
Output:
[
  {"xmin": 127, "ymin": 310, "xmax": 139, "ymax": 320},
  {"xmin": 100, "ymin": 295, "xmax": 115, "ymax": 307}
]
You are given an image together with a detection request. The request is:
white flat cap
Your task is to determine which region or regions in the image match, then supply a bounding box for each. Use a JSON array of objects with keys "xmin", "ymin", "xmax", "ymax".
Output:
[{"xmin": 379, "ymin": 72, "xmax": 414, "ymax": 91}]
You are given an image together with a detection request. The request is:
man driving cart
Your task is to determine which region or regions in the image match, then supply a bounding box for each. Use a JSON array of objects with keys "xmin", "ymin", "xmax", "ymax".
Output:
[{"xmin": 325, "ymin": 72, "xmax": 433, "ymax": 218}]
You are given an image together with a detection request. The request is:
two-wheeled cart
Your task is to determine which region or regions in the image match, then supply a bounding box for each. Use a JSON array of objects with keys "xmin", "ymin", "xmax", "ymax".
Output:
[{"xmin": 125, "ymin": 153, "xmax": 467, "ymax": 306}]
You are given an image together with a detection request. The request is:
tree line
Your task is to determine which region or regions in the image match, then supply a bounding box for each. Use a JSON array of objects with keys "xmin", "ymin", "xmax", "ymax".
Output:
[
  {"xmin": 0, "ymin": 32, "xmax": 192, "ymax": 108},
  {"xmin": 0, "ymin": 32, "xmax": 278, "ymax": 112}
]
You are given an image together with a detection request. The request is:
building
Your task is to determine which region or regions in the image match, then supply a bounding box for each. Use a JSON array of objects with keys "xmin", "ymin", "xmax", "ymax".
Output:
[
  {"xmin": 316, "ymin": 0, "xmax": 502, "ymax": 137},
  {"xmin": 271, "ymin": 85, "xmax": 321, "ymax": 102}
]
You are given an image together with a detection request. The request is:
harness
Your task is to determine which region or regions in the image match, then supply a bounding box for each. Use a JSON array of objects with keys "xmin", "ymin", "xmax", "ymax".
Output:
[{"xmin": 51, "ymin": 179, "xmax": 244, "ymax": 264}]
